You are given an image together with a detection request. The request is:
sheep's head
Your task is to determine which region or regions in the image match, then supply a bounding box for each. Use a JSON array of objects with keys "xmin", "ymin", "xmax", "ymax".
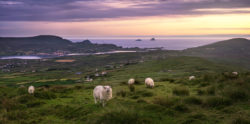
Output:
[{"xmin": 103, "ymin": 86, "xmax": 112, "ymax": 93}]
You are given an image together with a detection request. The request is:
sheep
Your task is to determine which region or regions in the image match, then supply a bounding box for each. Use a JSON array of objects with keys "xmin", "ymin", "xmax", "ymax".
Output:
[
  {"xmin": 28, "ymin": 85, "xmax": 35, "ymax": 94},
  {"xmin": 93, "ymin": 85, "xmax": 112, "ymax": 107},
  {"xmin": 128, "ymin": 78, "xmax": 135, "ymax": 85},
  {"xmin": 232, "ymin": 72, "xmax": 238, "ymax": 75},
  {"xmin": 189, "ymin": 76, "xmax": 195, "ymax": 80},
  {"xmin": 145, "ymin": 78, "xmax": 154, "ymax": 88}
]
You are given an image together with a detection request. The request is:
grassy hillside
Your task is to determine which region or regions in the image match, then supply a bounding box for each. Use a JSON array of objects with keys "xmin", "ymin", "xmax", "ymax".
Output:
[
  {"xmin": 183, "ymin": 38, "xmax": 250, "ymax": 68},
  {"xmin": 0, "ymin": 54, "xmax": 249, "ymax": 124},
  {"xmin": 0, "ymin": 35, "xmax": 124, "ymax": 55}
]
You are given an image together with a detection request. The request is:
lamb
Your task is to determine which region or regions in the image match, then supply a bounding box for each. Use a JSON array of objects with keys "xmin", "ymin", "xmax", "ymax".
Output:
[
  {"xmin": 93, "ymin": 85, "xmax": 112, "ymax": 107},
  {"xmin": 128, "ymin": 78, "xmax": 135, "ymax": 85},
  {"xmin": 145, "ymin": 78, "xmax": 154, "ymax": 88},
  {"xmin": 189, "ymin": 76, "xmax": 195, "ymax": 80},
  {"xmin": 28, "ymin": 85, "xmax": 35, "ymax": 94},
  {"xmin": 232, "ymin": 72, "xmax": 238, "ymax": 75}
]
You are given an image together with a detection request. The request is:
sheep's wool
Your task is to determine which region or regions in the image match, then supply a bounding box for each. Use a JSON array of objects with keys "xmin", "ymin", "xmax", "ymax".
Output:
[{"xmin": 145, "ymin": 78, "xmax": 154, "ymax": 88}]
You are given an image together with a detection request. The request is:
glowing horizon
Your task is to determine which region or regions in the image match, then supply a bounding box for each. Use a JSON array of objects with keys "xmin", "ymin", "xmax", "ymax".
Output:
[{"xmin": 0, "ymin": 0, "xmax": 250, "ymax": 37}]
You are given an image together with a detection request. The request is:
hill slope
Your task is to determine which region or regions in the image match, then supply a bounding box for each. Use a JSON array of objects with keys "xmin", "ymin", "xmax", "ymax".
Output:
[
  {"xmin": 0, "ymin": 35, "xmax": 122, "ymax": 55},
  {"xmin": 183, "ymin": 38, "xmax": 250, "ymax": 68}
]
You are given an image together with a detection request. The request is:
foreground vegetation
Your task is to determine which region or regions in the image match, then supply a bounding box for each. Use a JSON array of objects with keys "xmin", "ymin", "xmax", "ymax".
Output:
[{"xmin": 0, "ymin": 52, "xmax": 249, "ymax": 124}]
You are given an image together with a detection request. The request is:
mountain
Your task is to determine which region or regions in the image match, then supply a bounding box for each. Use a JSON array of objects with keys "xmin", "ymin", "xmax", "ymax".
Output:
[
  {"xmin": 0, "ymin": 35, "xmax": 123, "ymax": 55},
  {"xmin": 183, "ymin": 38, "xmax": 250, "ymax": 68}
]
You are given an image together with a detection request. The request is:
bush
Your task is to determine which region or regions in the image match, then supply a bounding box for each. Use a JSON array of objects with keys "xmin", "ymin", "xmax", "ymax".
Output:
[
  {"xmin": 224, "ymin": 89, "xmax": 248, "ymax": 101},
  {"xmin": 92, "ymin": 109, "xmax": 152, "ymax": 124},
  {"xmin": 134, "ymin": 80, "xmax": 142, "ymax": 85},
  {"xmin": 116, "ymin": 90, "xmax": 127, "ymax": 97},
  {"xmin": 197, "ymin": 89, "xmax": 205, "ymax": 95},
  {"xmin": 173, "ymin": 87, "xmax": 190, "ymax": 96},
  {"xmin": 17, "ymin": 95, "xmax": 36, "ymax": 104},
  {"xmin": 174, "ymin": 104, "xmax": 189, "ymax": 112},
  {"xmin": 231, "ymin": 117, "xmax": 250, "ymax": 124},
  {"xmin": 50, "ymin": 86, "xmax": 73, "ymax": 93},
  {"xmin": 137, "ymin": 99, "xmax": 146, "ymax": 103},
  {"xmin": 141, "ymin": 91, "xmax": 154, "ymax": 97},
  {"xmin": 74, "ymin": 85, "xmax": 84, "ymax": 90},
  {"xmin": 184, "ymin": 96, "xmax": 202, "ymax": 105},
  {"xmin": 34, "ymin": 91, "xmax": 57, "ymax": 99},
  {"xmin": 130, "ymin": 95, "xmax": 139, "ymax": 99},
  {"xmin": 159, "ymin": 78, "xmax": 175, "ymax": 83},
  {"xmin": 153, "ymin": 96, "xmax": 179, "ymax": 107},
  {"xmin": 206, "ymin": 86, "xmax": 215, "ymax": 95},
  {"xmin": 17, "ymin": 88, "xmax": 27, "ymax": 95},
  {"xmin": 26, "ymin": 100, "xmax": 45, "ymax": 108},
  {"xmin": 6, "ymin": 111, "xmax": 29, "ymax": 120},
  {"xmin": 203, "ymin": 96, "xmax": 232, "ymax": 108},
  {"xmin": 128, "ymin": 85, "xmax": 135, "ymax": 92}
]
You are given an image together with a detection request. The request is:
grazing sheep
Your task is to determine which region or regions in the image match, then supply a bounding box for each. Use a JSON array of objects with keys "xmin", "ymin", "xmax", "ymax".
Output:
[
  {"xmin": 128, "ymin": 78, "xmax": 135, "ymax": 85},
  {"xmin": 232, "ymin": 72, "xmax": 238, "ymax": 75},
  {"xmin": 28, "ymin": 86, "xmax": 35, "ymax": 94},
  {"xmin": 93, "ymin": 85, "xmax": 112, "ymax": 107},
  {"xmin": 189, "ymin": 76, "xmax": 195, "ymax": 80},
  {"xmin": 145, "ymin": 78, "xmax": 154, "ymax": 88}
]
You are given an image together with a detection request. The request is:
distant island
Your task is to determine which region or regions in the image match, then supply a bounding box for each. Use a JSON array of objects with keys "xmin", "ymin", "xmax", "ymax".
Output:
[
  {"xmin": 135, "ymin": 39, "xmax": 142, "ymax": 41},
  {"xmin": 0, "ymin": 35, "xmax": 139, "ymax": 56},
  {"xmin": 150, "ymin": 38, "xmax": 155, "ymax": 41}
]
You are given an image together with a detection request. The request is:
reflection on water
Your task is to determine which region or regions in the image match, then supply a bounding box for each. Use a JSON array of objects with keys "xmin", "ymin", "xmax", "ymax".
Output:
[{"xmin": 0, "ymin": 56, "xmax": 42, "ymax": 60}]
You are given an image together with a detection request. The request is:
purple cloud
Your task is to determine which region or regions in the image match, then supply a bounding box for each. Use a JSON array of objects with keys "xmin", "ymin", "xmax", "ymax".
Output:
[{"xmin": 0, "ymin": 0, "xmax": 250, "ymax": 21}]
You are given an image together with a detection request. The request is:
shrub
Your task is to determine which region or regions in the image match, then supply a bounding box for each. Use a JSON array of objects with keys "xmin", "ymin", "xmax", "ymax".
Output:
[
  {"xmin": 153, "ymin": 96, "xmax": 179, "ymax": 107},
  {"xmin": 130, "ymin": 95, "xmax": 139, "ymax": 99},
  {"xmin": 17, "ymin": 95, "xmax": 36, "ymax": 104},
  {"xmin": 134, "ymin": 80, "xmax": 142, "ymax": 85},
  {"xmin": 197, "ymin": 89, "xmax": 205, "ymax": 95},
  {"xmin": 141, "ymin": 91, "xmax": 154, "ymax": 97},
  {"xmin": 173, "ymin": 87, "xmax": 190, "ymax": 96},
  {"xmin": 120, "ymin": 81, "xmax": 127, "ymax": 85},
  {"xmin": 203, "ymin": 96, "xmax": 232, "ymax": 108},
  {"xmin": 224, "ymin": 89, "xmax": 248, "ymax": 101},
  {"xmin": 26, "ymin": 100, "xmax": 45, "ymax": 108},
  {"xmin": 184, "ymin": 96, "xmax": 202, "ymax": 105},
  {"xmin": 74, "ymin": 85, "xmax": 84, "ymax": 90},
  {"xmin": 50, "ymin": 86, "xmax": 73, "ymax": 93},
  {"xmin": 6, "ymin": 111, "xmax": 29, "ymax": 120},
  {"xmin": 128, "ymin": 85, "xmax": 135, "ymax": 92},
  {"xmin": 17, "ymin": 88, "xmax": 27, "ymax": 95},
  {"xmin": 174, "ymin": 104, "xmax": 189, "ymax": 112},
  {"xmin": 231, "ymin": 117, "xmax": 250, "ymax": 124},
  {"xmin": 116, "ymin": 90, "xmax": 127, "ymax": 97},
  {"xmin": 137, "ymin": 99, "xmax": 146, "ymax": 103},
  {"xmin": 206, "ymin": 86, "xmax": 215, "ymax": 95},
  {"xmin": 92, "ymin": 109, "xmax": 152, "ymax": 124},
  {"xmin": 159, "ymin": 78, "xmax": 175, "ymax": 83},
  {"xmin": 34, "ymin": 91, "xmax": 57, "ymax": 99}
]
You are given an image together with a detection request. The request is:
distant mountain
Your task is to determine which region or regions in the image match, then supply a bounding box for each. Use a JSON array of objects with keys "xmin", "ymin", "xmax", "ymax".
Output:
[
  {"xmin": 183, "ymin": 38, "xmax": 250, "ymax": 68},
  {"xmin": 0, "ymin": 35, "xmax": 123, "ymax": 55}
]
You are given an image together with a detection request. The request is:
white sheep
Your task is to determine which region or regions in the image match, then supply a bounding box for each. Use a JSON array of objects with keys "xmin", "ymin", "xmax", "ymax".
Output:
[
  {"xmin": 189, "ymin": 76, "xmax": 195, "ymax": 80},
  {"xmin": 232, "ymin": 72, "xmax": 238, "ymax": 75},
  {"xmin": 128, "ymin": 78, "xmax": 135, "ymax": 85},
  {"xmin": 28, "ymin": 85, "xmax": 35, "ymax": 94},
  {"xmin": 93, "ymin": 85, "xmax": 112, "ymax": 107},
  {"xmin": 145, "ymin": 78, "xmax": 154, "ymax": 88}
]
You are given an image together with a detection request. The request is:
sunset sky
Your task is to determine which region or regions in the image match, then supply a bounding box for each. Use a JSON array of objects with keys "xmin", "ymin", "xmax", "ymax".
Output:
[{"xmin": 0, "ymin": 0, "xmax": 250, "ymax": 37}]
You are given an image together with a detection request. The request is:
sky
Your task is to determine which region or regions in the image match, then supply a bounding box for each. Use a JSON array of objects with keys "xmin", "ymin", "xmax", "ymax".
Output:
[{"xmin": 0, "ymin": 0, "xmax": 250, "ymax": 37}]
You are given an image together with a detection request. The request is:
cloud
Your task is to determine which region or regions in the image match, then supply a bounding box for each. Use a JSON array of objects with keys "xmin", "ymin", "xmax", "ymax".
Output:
[{"xmin": 0, "ymin": 0, "xmax": 250, "ymax": 21}]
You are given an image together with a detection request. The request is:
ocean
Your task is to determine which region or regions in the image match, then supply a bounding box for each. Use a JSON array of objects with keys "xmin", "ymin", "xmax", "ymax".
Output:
[{"xmin": 69, "ymin": 36, "xmax": 250, "ymax": 50}]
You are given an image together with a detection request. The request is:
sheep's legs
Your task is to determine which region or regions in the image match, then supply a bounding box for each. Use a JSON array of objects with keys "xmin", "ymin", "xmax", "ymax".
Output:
[
  {"xmin": 102, "ymin": 100, "xmax": 106, "ymax": 107},
  {"xmin": 94, "ymin": 97, "xmax": 97, "ymax": 104}
]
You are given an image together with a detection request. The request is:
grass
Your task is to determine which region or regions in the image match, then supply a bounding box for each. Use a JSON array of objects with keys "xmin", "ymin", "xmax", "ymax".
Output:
[
  {"xmin": 173, "ymin": 86, "xmax": 190, "ymax": 96},
  {"xmin": 0, "ymin": 54, "xmax": 249, "ymax": 124}
]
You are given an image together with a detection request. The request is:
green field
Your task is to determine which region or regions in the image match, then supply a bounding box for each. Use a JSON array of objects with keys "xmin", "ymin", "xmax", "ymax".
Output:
[{"xmin": 0, "ymin": 51, "xmax": 249, "ymax": 124}]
